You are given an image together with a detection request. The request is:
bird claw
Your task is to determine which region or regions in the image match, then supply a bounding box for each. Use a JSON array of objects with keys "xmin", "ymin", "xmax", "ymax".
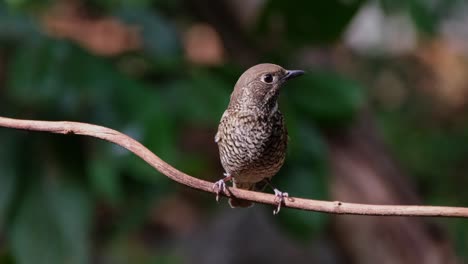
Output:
[
  {"xmin": 273, "ymin": 189, "xmax": 288, "ymax": 215},
  {"xmin": 212, "ymin": 173, "xmax": 232, "ymax": 202},
  {"xmin": 213, "ymin": 179, "xmax": 227, "ymax": 202}
]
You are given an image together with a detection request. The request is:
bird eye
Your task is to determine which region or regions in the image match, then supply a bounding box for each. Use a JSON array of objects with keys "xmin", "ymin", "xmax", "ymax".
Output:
[{"xmin": 262, "ymin": 74, "xmax": 274, "ymax": 84}]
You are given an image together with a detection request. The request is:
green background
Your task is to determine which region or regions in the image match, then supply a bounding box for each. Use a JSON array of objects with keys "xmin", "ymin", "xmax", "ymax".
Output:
[{"xmin": 0, "ymin": 0, "xmax": 467, "ymax": 263}]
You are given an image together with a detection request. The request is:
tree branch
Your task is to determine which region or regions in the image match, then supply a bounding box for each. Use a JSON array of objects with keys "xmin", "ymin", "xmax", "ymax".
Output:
[{"xmin": 1, "ymin": 116, "xmax": 467, "ymax": 217}]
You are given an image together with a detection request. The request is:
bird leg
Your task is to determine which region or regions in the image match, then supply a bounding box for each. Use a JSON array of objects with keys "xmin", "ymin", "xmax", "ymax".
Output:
[
  {"xmin": 264, "ymin": 179, "xmax": 289, "ymax": 215},
  {"xmin": 272, "ymin": 188, "xmax": 288, "ymax": 215},
  {"xmin": 212, "ymin": 173, "xmax": 232, "ymax": 202}
]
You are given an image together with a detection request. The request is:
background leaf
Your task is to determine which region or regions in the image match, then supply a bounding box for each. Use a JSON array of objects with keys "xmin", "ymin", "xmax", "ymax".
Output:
[{"xmin": 10, "ymin": 178, "xmax": 91, "ymax": 264}]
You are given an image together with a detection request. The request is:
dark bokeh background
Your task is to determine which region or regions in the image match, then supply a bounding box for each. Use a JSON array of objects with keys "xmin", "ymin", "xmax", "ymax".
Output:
[{"xmin": 1, "ymin": 0, "xmax": 468, "ymax": 263}]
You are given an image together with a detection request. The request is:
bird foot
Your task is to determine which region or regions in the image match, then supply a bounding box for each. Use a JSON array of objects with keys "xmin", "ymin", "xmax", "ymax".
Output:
[
  {"xmin": 212, "ymin": 173, "xmax": 231, "ymax": 202},
  {"xmin": 273, "ymin": 188, "xmax": 289, "ymax": 215}
]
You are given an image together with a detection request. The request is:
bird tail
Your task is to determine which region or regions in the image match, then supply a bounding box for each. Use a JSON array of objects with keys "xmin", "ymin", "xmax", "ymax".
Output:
[
  {"xmin": 228, "ymin": 180, "xmax": 255, "ymax": 208},
  {"xmin": 228, "ymin": 198, "xmax": 253, "ymax": 208}
]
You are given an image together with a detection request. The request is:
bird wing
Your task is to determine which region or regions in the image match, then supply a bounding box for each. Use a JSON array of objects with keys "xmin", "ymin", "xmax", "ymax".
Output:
[
  {"xmin": 214, "ymin": 110, "xmax": 229, "ymax": 143},
  {"xmin": 214, "ymin": 131, "xmax": 221, "ymax": 143}
]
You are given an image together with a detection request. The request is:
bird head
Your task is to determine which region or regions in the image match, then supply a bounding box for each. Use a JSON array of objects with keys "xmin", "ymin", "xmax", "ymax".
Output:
[{"xmin": 229, "ymin": 63, "xmax": 304, "ymax": 113}]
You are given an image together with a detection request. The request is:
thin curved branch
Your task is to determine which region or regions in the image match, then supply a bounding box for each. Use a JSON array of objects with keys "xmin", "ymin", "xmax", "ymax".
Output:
[{"xmin": 1, "ymin": 116, "xmax": 468, "ymax": 217}]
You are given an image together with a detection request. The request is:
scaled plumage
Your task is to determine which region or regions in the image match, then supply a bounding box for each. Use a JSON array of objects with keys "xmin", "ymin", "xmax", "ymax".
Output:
[{"xmin": 214, "ymin": 63, "xmax": 304, "ymax": 213}]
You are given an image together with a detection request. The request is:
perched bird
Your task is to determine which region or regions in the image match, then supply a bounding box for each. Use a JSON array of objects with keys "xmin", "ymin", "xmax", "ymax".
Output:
[{"xmin": 213, "ymin": 63, "xmax": 304, "ymax": 214}]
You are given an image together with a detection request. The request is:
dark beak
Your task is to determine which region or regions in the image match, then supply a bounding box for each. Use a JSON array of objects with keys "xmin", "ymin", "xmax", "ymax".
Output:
[{"xmin": 283, "ymin": 70, "xmax": 305, "ymax": 81}]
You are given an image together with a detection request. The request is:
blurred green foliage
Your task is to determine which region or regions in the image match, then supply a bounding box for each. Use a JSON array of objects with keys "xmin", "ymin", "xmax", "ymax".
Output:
[
  {"xmin": 258, "ymin": 0, "xmax": 364, "ymax": 44},
  {"xmin": 1, "ymin": 0, "xmax": 468, "ymax": 263},
  {"xmin": 0, "ymin": 1, "xmax": 351, "ymax": 262}
]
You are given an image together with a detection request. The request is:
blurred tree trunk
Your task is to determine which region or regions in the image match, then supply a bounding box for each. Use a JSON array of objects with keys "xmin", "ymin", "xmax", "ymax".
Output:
[{"xmin": 326, "ymin": 110, "xmax": 459, "ymax": 264}]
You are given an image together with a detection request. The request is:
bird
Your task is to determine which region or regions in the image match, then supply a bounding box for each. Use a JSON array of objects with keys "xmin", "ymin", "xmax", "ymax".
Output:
[{"xmin": 213, "ymin": 63, "xmax": 304, "ymax": 214}]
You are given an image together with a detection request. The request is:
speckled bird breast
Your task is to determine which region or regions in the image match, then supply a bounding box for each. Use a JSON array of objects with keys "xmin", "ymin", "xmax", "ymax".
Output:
[{"xmin": 216, "ymin": 109, "xmax": 287, "ymax": 185}]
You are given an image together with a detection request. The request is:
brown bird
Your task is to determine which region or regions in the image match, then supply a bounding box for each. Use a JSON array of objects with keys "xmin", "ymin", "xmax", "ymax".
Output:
[{"xmin": 213, "ymin": 63, "xmax": 304, "ymax": 214}]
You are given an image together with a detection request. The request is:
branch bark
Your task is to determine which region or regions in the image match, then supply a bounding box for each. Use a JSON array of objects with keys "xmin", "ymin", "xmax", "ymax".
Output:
[{"xmin": 0, "ymin": 116, "xmax": 467, "ymax": 217}]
